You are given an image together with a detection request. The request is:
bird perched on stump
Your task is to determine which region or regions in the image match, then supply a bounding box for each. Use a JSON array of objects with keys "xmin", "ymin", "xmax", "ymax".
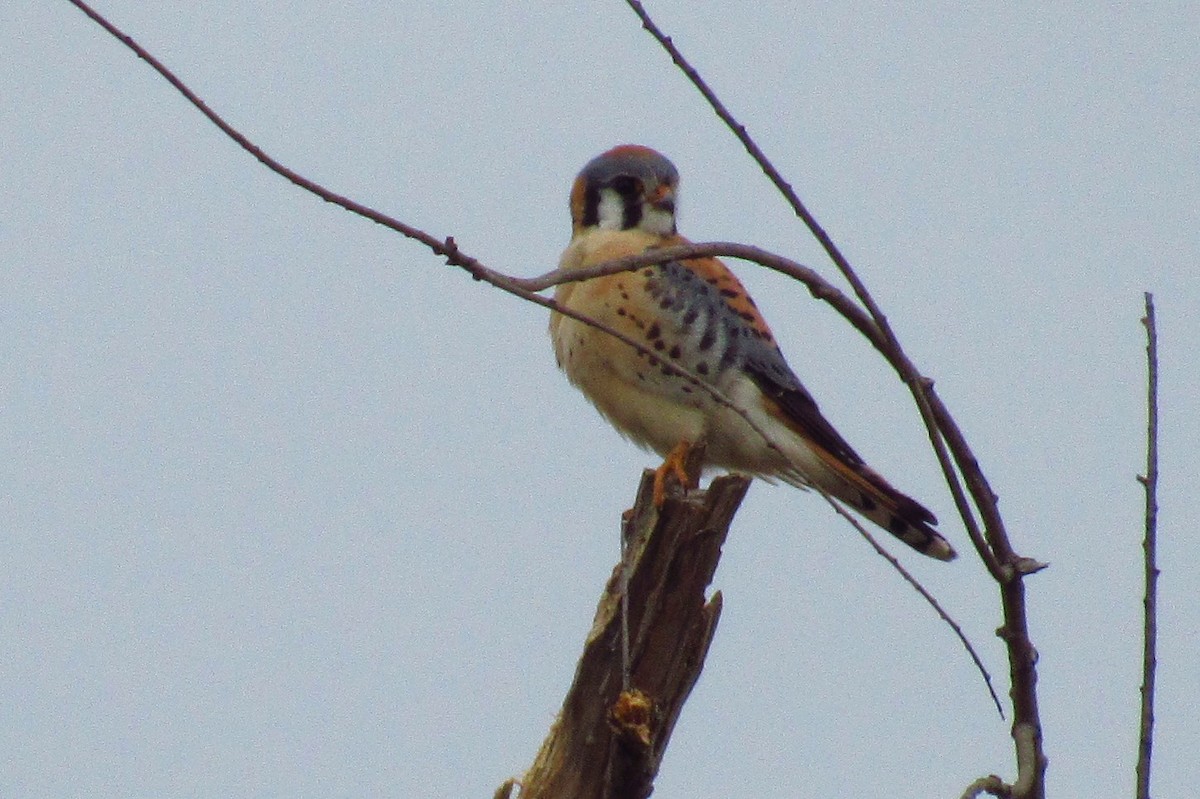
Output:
[{"xmin": 549, "ymin": 144, "xmax": 955, "ymax": 561}]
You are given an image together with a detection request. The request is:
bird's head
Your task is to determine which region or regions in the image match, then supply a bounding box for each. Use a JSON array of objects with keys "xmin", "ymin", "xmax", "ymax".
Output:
[{"xmin": 569, "ymin": 145, "xmax": 679, "ymax": 237}]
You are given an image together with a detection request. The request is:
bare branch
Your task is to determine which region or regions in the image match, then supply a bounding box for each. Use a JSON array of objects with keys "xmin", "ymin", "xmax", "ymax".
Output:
[
  {"xmin": 64, "ymin": 0, "xmax": 830, "ymax": 502},
  {"xmin": 817, "ymin": 491, "xmax": 1003, "ymax": 718},
  {"xmin": 1135, "ymin": 291, "xmax": 1159, "ymax": 799},
  {"xmin": 621, "ymin": 0, "xmax": 870, "ymax": 308},
  {"xmin": 517, "ymin": 242, "xmax": 885, "ymax": 348},
  {"xmin": 622, "ymin": 2, "xmax": 1047, "ymax": 794},
  {"xmin": 622, "ymin": 0, "xmax": 1005, "ymax": 578},
  {"xmin": 63, "ymin": 0, "xmax": 461, "ymax": 257},
  {"xmin": 1011, "ymin": 723, "xmax": 1040, "ymax": 796},
  {"xmin": 65, "ymin": 1, "xmax": 986, "ymax": 583}
]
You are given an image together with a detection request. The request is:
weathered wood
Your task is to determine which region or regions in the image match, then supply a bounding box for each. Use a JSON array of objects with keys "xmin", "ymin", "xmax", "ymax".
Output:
[{"xmin": 517, "ymin": 469, "xmax": 751, "ymax": 799}]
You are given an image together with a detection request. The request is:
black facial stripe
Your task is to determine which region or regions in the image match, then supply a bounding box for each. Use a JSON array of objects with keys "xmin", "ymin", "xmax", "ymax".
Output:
[
  {"xmin": 610, "ymin": 175, "xmax": 644, "ymax": 230},
  {"xmin": 581, "ymin": 185, "xmax": 601, "ymax": 227},
  {"xmin": 622, "ymin": 199, "xmax": 642, "ymax": 230},
  {"xmin": 611, "ymin": 175, "xmax": 639, "ymax": 197}
]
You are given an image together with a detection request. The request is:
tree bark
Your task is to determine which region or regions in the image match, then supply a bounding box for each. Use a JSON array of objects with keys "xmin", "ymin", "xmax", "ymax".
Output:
[{"xmin": 518, "ymin": 469, "xmax": 751, "ymax": 799}]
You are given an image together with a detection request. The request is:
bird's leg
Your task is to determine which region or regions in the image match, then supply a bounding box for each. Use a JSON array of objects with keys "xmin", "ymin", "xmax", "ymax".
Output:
[{"xmin": 652, "ymin": 439, "xmax": 697, "ymax": 507}]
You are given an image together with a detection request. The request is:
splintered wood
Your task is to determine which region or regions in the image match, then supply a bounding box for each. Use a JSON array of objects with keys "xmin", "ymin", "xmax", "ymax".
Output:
[{"xmin": 517, "ymin": 469, "xmax": 750, "ymax": 799}]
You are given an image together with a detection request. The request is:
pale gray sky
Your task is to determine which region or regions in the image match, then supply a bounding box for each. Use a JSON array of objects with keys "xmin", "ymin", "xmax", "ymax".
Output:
[{"xmin": 4, "ymin": 2, "xmax": 1198, "ymax": 797}]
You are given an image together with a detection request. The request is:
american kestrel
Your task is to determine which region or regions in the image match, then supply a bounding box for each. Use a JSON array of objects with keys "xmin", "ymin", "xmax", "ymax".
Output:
[{"xmin": 550, "ymin": 145, "xmax": 955, "ymax": 561}]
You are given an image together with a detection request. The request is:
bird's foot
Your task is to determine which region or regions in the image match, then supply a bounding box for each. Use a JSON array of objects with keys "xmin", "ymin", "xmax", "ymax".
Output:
[{"xmin": 652, "ymin": 440, "xmax": 698, "ymax": 507}]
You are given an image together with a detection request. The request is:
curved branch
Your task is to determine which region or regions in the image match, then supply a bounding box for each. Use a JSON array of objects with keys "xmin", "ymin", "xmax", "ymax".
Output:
[
  {"xmin": 622, "ymin": 0, "xmax": 1045, "ymax": 793},
  {"xmin": 622, "ymin": 0, "xmax": 1008, "ymax": 579},
  {"xmin": 516, "ymin": 243, "xmax": 885, "ymax": 350},
  {"xmin": 64, "ymin": 0, "xmax": 457, "ymax": 258},
  {"xmin": 65, "ymin": 0, "xmax": 825, "ymax": 484}
]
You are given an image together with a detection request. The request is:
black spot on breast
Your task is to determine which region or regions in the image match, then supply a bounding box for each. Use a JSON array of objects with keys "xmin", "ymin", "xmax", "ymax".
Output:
[
  {"xmin": 659, "ymin": 298, "xmax": 674, "ymax": 310},
  {"xmin": 698, "ymin": 330, "xmax": 716, "ymax": 351},
  {"xmin": 653, "ymin": 340, "xmax": 665, "ymax": 351},
  {"xmin": 681, "ymin": 308, "xmax": 698, "ymax": 326},
  {"xmin": 696, "ymin": 362, "xmax": 710, "ymax": 375},
  {"xmin": 646, "ymin": 323, "xmax": 661, "ymax": 340},
  {"xmin": 642, "ymin": 268, "xmax": 655, "ymax": 277},
  {"xmin": 616, "ymin": 307, "xmax": 627, "ymax": 317},
  {"xmin": 668, "ymin": 345, "xmax": 682, "ymax": 359}
]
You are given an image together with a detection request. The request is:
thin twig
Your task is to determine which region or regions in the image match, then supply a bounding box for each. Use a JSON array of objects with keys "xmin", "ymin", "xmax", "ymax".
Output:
[
  {"xmin": 817, "ymin": 491, "xmax": 1003, "ymax": 718},
  {"xmin": 64, "ymin": 0, "xmax": 457, "ymax": 257},
  {"xmin": 1135, "ymin": 292, "xmax": 1159, "ymax": 799}
]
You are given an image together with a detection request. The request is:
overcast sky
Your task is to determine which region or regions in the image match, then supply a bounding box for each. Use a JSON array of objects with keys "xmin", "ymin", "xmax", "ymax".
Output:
[{"xmin": 4, "ymin": 2, "xmax": 1198, "ymax": 797}]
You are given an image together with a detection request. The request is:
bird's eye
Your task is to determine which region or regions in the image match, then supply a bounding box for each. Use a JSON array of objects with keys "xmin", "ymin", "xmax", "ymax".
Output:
[{"xmin": 610, "ymin": 175, "xmax": 640, "ymax": 197}]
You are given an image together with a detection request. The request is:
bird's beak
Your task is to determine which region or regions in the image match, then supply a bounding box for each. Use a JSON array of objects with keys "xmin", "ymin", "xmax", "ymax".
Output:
[{"xmin": 647, "ymin": 183, "xmax": 676, "ymax": 213}]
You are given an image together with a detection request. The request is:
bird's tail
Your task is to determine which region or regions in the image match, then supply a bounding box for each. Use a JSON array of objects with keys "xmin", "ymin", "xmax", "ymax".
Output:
[{"xmin": 799, "ymin": 451, "xmax": 957, "ymax": 561}]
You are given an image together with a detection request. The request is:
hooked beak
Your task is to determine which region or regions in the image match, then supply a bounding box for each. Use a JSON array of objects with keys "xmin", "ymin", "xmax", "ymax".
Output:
[{"xmin": 647, "ymin": 183, "xmax": 676, "ymax": 213}]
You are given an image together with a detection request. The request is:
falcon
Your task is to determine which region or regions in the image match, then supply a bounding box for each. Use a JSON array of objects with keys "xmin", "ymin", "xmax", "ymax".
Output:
[{"xmin": 550, "ymin": 145, "xmax": 955, "ymax": 560}]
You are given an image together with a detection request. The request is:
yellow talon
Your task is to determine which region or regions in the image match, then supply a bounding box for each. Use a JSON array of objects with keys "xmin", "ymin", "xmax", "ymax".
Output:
[{"xmin": 652, "ymin": 440, "xmax": 695, "ymax": 507}]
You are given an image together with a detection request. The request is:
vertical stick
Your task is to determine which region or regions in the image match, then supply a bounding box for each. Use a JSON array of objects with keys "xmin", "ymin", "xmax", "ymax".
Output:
[{"xmin": 1135, "ymin": 292, "xmax": 1159, "ymax": 799}]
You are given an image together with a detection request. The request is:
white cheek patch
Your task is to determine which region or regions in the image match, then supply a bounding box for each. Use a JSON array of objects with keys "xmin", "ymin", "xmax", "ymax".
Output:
[
  {"xmin": 595, "ymin": 186, "xmax": 677, "ymax": 234},
  {"xmin": 640, "ymin": 205, "xmax": 675, "ymax": 236},
  {"xmin": 596, "ymin": 189, "xmax": 626, "ymax": 230}
]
